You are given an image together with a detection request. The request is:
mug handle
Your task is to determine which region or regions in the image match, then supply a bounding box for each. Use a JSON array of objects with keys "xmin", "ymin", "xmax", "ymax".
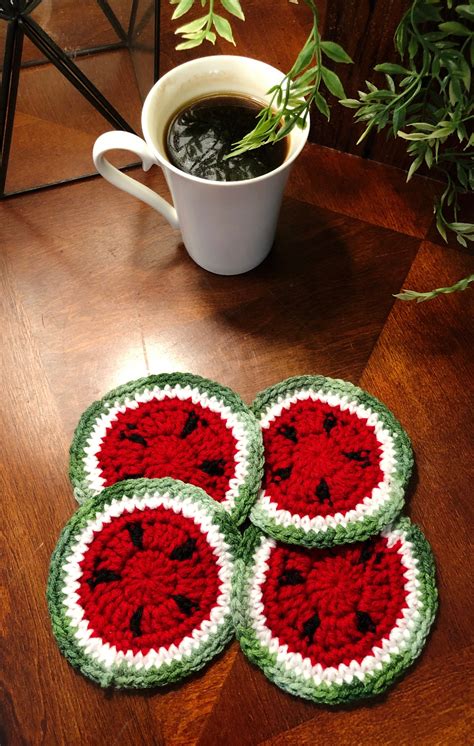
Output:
[{"xmin": 92, "ymin": 131, "xmax": 180, "ymax": 229}]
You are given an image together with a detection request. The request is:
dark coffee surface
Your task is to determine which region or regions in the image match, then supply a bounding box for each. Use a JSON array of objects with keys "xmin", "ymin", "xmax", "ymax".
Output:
[{"xmin": 165, "ymin": 95, "xmax": 287, "ymax": 182}]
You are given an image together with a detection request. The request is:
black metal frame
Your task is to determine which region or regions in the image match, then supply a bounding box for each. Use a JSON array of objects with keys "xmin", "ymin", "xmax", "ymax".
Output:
[{"xmin": 0, "ymin": 0, "xmax": 160, "ymax": 197}]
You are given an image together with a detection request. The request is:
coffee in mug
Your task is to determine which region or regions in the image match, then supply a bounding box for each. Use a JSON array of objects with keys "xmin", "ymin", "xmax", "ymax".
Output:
[
  {"xmin": 93, "ymin": 56, "xmax": 309, "ymax": 275},
  {"xmin": 165, "ymin": 94, "xmax": 288, "ymax": 182}
]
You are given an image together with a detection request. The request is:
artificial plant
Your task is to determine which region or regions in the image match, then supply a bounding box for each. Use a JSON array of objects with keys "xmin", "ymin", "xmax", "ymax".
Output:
[{"xmin": 169, "ymin": 0, "xmax": 473, "ymax": 301}]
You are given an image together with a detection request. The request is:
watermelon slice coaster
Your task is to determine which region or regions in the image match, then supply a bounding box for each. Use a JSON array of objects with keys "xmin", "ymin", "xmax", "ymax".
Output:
[
  {"xmin": 47, "ymin": 478, "xmax": 240, "ymax": 688},
  {"xmin": 251, "ymin": 376, "xmax": 414, "ymax": 547},
  {"xmin": 69, "ymin": 373, "xmax": 264, "ymax": 525},
  {"xmin": 233, "ymin": 517, "xmax": 437, "ymax": 704}
]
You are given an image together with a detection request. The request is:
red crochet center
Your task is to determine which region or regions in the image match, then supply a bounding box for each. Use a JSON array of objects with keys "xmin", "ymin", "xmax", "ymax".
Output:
[
  {"xmin": 96, "ymin": 397, "xmax": 238, "ymax": 502},
  {"xmin": 77, "ymin": 505, "xmax": 221, "ymax": 655},
  {"xmin": 261, "ymin": 536, "xmax": 408, "ymax": 668},
  {"xmin": 262, "ymin": 397, "xmax": 384, "ymax": 518}
]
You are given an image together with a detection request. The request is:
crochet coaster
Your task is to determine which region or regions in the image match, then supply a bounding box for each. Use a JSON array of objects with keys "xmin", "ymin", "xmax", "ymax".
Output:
[
  {"xmin": 47, "ymin": 478, "xmax": 240, "ymax": 688},
  {"xmin": 69, "ymin": 373, "xmax": 263, "ymax": 525},
  {"xmin": 250, "ymin": 375, "xmax": 413, "ymax": 547},
  {"xmin": 233, "ymin": 518, "xmax": 437, "ymax": 705}
]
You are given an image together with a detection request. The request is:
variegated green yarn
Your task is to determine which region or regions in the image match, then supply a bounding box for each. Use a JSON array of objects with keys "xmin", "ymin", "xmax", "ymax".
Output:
[
  {"xmin": 48, "ymin": 478, "xmax": 241, "ymax": 688},
  {"xmin": 48, "ymin": 371, "xmax": 437, "ymax": 702},
  {"xmin": 69, "ymin": 372, "xmax": 265, "ymax": 526},
  {"xmin": 250, "ymin": 375, "xmax": 414, "ymax": 547},
  {"xmin": 232, "ymin": 517, "xmax": 437, "ymax": 705}
]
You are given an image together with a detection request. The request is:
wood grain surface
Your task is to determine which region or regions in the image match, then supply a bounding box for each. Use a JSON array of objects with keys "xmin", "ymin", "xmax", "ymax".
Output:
[{"xmin": 1, "ymin": 135, "xmax": 473, "ymax": 745}]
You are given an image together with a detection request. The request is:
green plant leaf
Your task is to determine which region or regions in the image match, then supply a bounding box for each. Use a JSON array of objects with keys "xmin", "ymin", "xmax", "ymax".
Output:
[
  {"xmin": 320, "ymin": 66, "xmax": 346, "ymax": 99},
  {"xmin": 436, "ymin": 212, "xmax": 448, "ymax": 242},
  {"xmin": 449, "ymin": 222, "xmax": 474, "ymax": 234},
  {"xmin": 408, "ymin": 34, "xmax": 419, "ymax": 59},
  {"xmin": 212, "ymin": 13, "xmax": 235, "ymax": 44},
  {"xmin": 374, "ymin": 62, "xmax": 410, "ymax": 75},
  {"xmin": 313, "ymin": 91, "xmax": 330, "ymax": 119},
  {"xmin": 394, "ymin": 275, "xmax": 474, "ymax": 302},
  {"xmin": 172, "ymin": 0, "xmax": 194, "ymax": 19},
  {"xmin": 456, "ymin": 163, "xmax": 468, "ymax": 188},
  {"xmin": 456, "ymin": 5, "xmax": 474, "ymax": 21},
  {"xmin": 397, "ymin": 131, "xmax": 429, "ymax": 140},
  {"xmin": 293, "ymin": 41, "xmax": 315, "ymax": 70},
  {"xmin": 414, "ymin": 3, "xmax": 442, "ymax": 22},
  {"xmin": 339, "ymin": 98, "xmax": 361, "ymax": 108},
  {"xmin": 459, "ymin": 57, "xmax": 472, "ymax": 91},
  {"xmin": 407, "ymin": 155, "xmax": 423, "ymax": 181},
  {"xmin": 176, "ymin": 36, "xmax": 206, "ymax": 50},
  {"xmin": 448, "ymin": 78, "xmax": 462, "ymax": 107},
  {"xmin": 320, "ymin": 41, "xmax": 353, "ymax": 63},
  {"xmin": 220, "ymin": 0, "xmax": 245, "ymax": 21},
  {"xmin": 385, "ymin": 74, "xmax": 396, "ymax": 92},
  {"xmin": 392, "ymin": 106, "xmax": 405, "ymax": 136},
  {"xmin": 438, "ymin": 21, "xmax": 472, "ymax": 36},
  {"xmin": 409, "ymin": 123, "xmax": 437, "ymax": 132},
  {"xmin": 175, "ymin": 15, "xmax": 207, "ymax": 33}
]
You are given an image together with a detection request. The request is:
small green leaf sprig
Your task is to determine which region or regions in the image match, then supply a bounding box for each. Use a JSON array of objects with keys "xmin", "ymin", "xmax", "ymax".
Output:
[
  {"xmin": 229, "ymin": 0, "xmax": 353, "ymax": 156},
  {"xmin": 394, "ymin": 273, "xmax": 474, "ymax": 302},
  {"xmin": 340, "ymin": 0, "xmax": 473, "ymax": 300},
  {"xmin": 170, "ymin": 0, "xmax": 244, "ymax": 49},
  {"xmin": 169, "ymin": 0, "xmax": 352, "ymax": 148}
]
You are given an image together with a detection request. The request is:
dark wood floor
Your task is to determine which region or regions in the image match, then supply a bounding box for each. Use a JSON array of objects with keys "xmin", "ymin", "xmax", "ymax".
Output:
[{"xmin": 1, "ymin": 139, "xmax": 473, "ymax": 745}]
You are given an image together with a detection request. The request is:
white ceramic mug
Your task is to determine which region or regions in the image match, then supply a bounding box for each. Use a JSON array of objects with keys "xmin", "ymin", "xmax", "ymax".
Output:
[{"xmin": 93, "ymin": 56, "xmax": 309, "ymax": 275}]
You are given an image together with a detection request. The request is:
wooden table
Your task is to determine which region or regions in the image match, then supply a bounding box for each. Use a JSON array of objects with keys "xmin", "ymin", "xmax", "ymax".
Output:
[{"xmin": 1, "ymin": 143, "xmax": 472, "ymax": 745}]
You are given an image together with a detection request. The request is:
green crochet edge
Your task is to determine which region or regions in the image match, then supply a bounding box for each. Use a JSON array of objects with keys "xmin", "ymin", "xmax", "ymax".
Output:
[
  {"xmin": 47, "ymin": 477, "xmax": 241, "ymax": 689},
  {"xmin": 69, "ymin": 372, "xmax": 264, "ymax": 525},
  {"xmin": 251, "ymin": 375, "xmax": 414, "ymax": 547},
  {"xmin": 232, "ymin": 517, "xmax": 437, "ymax": 705}
]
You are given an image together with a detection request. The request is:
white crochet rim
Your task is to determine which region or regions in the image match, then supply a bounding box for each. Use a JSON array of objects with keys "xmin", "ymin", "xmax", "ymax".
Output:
[
  {"xmin": 255, "ymin": 388, "xmax": 398, "ymax": 531},
  {"xmin": 81, "ymin": 383, "xmax": 251, "ymax": 513},
  {"xmin": 61, "ymin": 489, "xmax": 234, "ymax": 671},
  {"xmin": 247, "ymin": 523, "xmax": 421, "ymax": 686}
]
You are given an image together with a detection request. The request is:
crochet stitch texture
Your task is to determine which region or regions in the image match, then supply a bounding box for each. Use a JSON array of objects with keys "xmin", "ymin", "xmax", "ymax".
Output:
[
  {"xmin": 49, "ymin": 371, "xmax": 437, "ymax": 701},
  {"xmin": 69, "ymin": 372, "xmax": 264, "ymax": 525},
  {"xmin": 47, "ymin": 478, "xmax": 241, "ymax": 688},
  {"xmin": 233, "ymin": 516, "xmax": 437, "ymax": 704},
  {"xmin": 250, "ymin": 375, "xmax": 414, "ymax": 547}
]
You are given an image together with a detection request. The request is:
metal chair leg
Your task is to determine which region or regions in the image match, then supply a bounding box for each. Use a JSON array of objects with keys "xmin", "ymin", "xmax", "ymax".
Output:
[
  {"xmin": 0, "ymin": 19, "xmax": 24, "ymax": 196},
  {"xmin": 22, "ymin": 15, "xmax": 135, "ymax": 133},
  {"xmin": 96, "ymin": 0, "xmax": 128, "ymax": 43}
]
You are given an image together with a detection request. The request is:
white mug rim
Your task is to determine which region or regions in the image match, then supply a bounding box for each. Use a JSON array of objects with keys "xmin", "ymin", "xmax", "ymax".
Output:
[{"xmin": 141, "ymin": 55, "xmax": 310, "ymax": 188}]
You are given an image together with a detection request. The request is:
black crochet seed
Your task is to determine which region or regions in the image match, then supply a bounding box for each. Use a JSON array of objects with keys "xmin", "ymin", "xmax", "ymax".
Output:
[
  {"xmin": 87, "ymin": 568, "xmax": 122, "ymax": 589},
  {"xmin": 273, "ymin": 466, "xmax": 292, "ymax": 482},
  {"xmin": 172, "ymin": 594, "xmax": 199, "ymax": 616},
  {"xmin": 358, "ymin": 541, "xmax": 374, "ymax": 564},
  {"xmin": 122, "ymin": 472, "xmax": 145, "ymax": 480},
  {"xmin": 356, "ymin": 610, "xmax": 377, "ymax": 634},
  {"xmin": 199, "ymin": 459, "xmax": 225, "ymax": 477},
  {"xmin": 374, "ymin": 552, "xmax": 383, "ymax": 565},
  {"xmin": 278, "ymin": 569, "xmax": 304, "ymax": 586},
  {"xmin": 130, "ymin": 605, "xmax": 144, "ymax": 637},
  {"xmin": 316, "ymin": 477, "xmax": 332, "ymax": 505},
  {"xmin": 120, "ymin": 431, "xmax": 148, "ymax": 446},
  {"xmin": 170, "ymin": 537, "xmax": 197, "ymax": 561},
  {"xmin": 126, "ymin": 423, "xmax": 138, "ymax": 430},
  {"xmin": 126, "ymin": 521, "xmax": 144, "ymax": 550},
  {"xmin": 342, "ymin": 449, "xmax": 371, "ymax": 467},
  {"xmin": 278, "ymin": 424, "xmax": 298, "ymax": 443},
  {"xmin": 323, "ymin": 412, "xmax": 337, "ymax": 436},
  {"xmin": 180, "ymin": 411, "xmax": 200, "ymax": 438},
  {"xmin": 302, "ymin": 611, "xmax": 321, "ymax": 643}
]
